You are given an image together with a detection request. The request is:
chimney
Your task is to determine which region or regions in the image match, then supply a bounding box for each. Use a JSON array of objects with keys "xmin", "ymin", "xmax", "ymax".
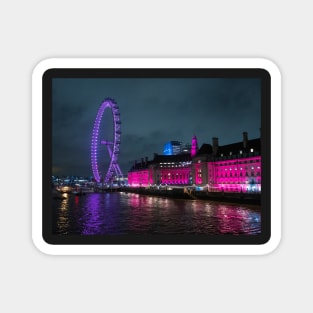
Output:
[
  {"xmin": 141, "ymin": 157, "xmax": 144, "ymax": 165},
  {"xmin": 212, "ymin": 137, "xmax": 219, "ymax": 155},
  {"xmin": 243, "ymin": 132, "xmax": 248, "ymax": 148},
  {"xmin": 145, "ymin": 156, "xmax": 148, "ymax": 163}
]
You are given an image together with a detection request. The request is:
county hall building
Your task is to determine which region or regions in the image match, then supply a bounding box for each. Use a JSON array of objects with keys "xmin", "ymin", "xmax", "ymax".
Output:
[{"xmin": 128, "ymin": 132, "xmax": 261, "ymax": 193}]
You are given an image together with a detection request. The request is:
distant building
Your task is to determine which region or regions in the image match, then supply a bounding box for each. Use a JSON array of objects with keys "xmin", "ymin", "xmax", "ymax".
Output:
[
  {"xmin": 182, "ymin": 143, "xmax": 191, "ymax": 153},
  {"xmin": 128, "ymin": 132, "xmax": 261, "ymax": 193},
  {"xmin": 163, "ymin": 141, "xmax": 182, "ymax": 155}
]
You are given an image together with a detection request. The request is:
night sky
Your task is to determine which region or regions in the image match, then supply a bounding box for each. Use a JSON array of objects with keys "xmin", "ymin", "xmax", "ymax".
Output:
[{"xmin": 52, "ymin": 78, "xmax": 261, "ymax": 177}]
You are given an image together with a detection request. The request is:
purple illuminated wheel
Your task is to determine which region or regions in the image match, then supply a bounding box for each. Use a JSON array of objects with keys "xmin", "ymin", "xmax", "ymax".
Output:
[{"xmin": 91, "ymin": 98, "xmax": 123, "ymax": 184}]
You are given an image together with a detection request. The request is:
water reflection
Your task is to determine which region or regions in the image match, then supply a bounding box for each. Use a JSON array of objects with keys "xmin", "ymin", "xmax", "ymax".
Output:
[
  {"xmin": 127, "ymin": 194, "xmax": 154, "ymax": 233},
  {"xmin": 52, "ymin": 192, "xmax": 261, "ymax": 235},
  {"xmin": 217, "ymin": 206, "xmax": 261, "ymax": 235},
  {"xmin": 78, "ymin": 194, "xmax": 100, "ymax": 234},
  {"xmin": 56, "ymin": 193, "xmax": 70, "ymax": 234}
]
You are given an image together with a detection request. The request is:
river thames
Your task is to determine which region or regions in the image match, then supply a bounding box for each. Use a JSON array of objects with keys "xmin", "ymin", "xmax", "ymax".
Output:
[{"xmin": 52, "ymin": 192, "xmax": 261, "ymax": 235}]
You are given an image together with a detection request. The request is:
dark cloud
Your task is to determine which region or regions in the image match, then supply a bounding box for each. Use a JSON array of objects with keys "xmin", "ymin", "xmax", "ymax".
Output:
[{"xmin": 52, "ymin": 77, "xmax": 261, "ymax": 177}]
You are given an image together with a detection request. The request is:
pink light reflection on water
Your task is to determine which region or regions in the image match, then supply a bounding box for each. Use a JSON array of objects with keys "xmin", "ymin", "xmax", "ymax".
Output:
[
  {"xmin": 217, "ymin": 205, "xmax": 261, "ymax": 235},
  {"xmin": 53, "ymin": 193, "xmax": 261, "ymax": 235}
]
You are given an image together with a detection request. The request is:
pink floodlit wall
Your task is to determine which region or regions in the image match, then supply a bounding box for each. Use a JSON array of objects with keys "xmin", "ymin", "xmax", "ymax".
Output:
[
  {"xmin": 193, "ymin": 162, "xmax": 203, "ymax": 185},
  {"xmin": 160, "ymin": 167, "xmax": 191, "ymax": 185},
  {"xmin": 127, "ymin": 156, "xmax": 261, "ymax": 192},
  {"xmin": 128, "ymin": 169, "xmax": 153, "ymax": 187},
  {"xmin": 209, "ymin": 156, "xmax": 261, "ymax": 193}
]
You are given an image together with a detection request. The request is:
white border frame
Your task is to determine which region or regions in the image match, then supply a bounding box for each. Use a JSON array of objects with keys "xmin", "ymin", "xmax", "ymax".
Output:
[{"xmin": 32, "ymin": 58, "xmax": 281, "ymax": 255}]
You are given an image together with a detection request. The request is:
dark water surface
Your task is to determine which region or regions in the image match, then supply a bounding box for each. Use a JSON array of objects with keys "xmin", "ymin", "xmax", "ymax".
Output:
[{"xmin": 52, "ymin": 192, "xmax": 261, "ymax": 235}]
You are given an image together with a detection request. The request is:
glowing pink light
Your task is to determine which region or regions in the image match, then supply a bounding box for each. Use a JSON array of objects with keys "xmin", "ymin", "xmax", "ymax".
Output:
[
  {"xmin": 209, "ymin": 156, "xmax": 261, "ymax": 192},
  {"xmin": 191, "ymin": 135, "xmax": 198, "ymax": 157}
]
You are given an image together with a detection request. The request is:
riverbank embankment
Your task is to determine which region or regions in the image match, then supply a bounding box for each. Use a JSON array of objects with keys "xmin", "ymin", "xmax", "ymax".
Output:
[{"xmin": 117, "ymin": 187, "xmax": 261, "ymax": 205}]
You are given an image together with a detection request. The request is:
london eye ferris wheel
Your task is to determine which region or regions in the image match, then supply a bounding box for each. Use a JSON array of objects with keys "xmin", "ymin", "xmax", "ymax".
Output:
[{"xmin": 91, "ymin": 98, "xmax": 123, "ymax": 184}]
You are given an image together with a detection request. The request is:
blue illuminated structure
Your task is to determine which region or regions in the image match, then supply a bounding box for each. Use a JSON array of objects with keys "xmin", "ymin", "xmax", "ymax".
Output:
[{"xmin": 163, "ymin": 141, "xmax": 182, "ymax": 155}]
